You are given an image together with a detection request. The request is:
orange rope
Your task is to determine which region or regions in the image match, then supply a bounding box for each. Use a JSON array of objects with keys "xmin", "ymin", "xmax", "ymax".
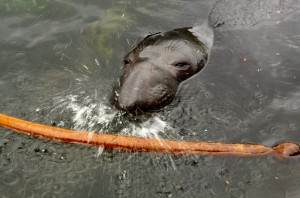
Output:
[{"xmin": 0, "ymin": 113, "xmax": 299, "ymax": 156}]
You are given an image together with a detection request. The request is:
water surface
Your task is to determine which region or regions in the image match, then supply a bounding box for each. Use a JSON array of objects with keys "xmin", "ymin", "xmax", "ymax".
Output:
[{"xmin": 0, "ymin": 0, "xmax": 300, "ymax": 197}]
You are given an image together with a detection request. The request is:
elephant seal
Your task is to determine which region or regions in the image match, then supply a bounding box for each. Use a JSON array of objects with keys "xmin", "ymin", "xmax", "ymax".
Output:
[{"xmin": 111, "ymin": 22, "xmax": 213, "ymax": 113}]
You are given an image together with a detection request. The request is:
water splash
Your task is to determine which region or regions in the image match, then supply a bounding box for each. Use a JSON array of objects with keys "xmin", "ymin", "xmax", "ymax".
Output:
[
  {"xmin": 120, "ymin": 116, "xmax": 173, "ymax": 139},
  {"xmin": 55, "ymin": 94, "xmax": 116, "ymax": 131},
  {"xmin": 52, "ymin": 93, "xmax": 173, "ymax": 140}
]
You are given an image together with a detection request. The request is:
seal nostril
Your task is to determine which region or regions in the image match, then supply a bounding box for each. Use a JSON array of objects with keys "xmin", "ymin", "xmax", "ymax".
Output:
[{"xmin": 123, "ymin": 59, "xmax": 131, "ymax": 65}]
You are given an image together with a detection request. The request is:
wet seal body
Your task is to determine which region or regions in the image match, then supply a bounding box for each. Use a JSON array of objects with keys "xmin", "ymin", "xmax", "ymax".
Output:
[{"xmin": 111, "ymin": 23, "xmax": 214, "ymax": 113}]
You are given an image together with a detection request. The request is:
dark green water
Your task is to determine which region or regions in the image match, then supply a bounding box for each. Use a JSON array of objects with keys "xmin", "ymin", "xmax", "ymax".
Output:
[{"xmin": 0, "ymin": 0, "xmax": 300, "ymax": 197}]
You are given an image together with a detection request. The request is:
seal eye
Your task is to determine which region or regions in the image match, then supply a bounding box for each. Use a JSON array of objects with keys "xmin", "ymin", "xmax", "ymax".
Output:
[{"xmin": 173, "ymin": 62, "xmax": 190, "ymax": 67}]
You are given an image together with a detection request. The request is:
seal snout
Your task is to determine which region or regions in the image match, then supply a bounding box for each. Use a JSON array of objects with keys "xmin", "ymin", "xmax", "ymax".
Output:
[{"xmin": 112, "ymin": 67, "xmax": 177, "ymax": 113}]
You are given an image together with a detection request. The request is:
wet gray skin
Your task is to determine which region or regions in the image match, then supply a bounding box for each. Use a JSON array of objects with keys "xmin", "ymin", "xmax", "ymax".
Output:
[{"xmin": 111, "ymin": 27, "xmax": 211, "ymax": 113}]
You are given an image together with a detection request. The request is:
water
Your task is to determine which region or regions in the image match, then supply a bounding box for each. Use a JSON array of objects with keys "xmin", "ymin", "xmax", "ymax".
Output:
[{"xmin": 0, "ymin": 0, "xmax": 300, "ymax": 197}]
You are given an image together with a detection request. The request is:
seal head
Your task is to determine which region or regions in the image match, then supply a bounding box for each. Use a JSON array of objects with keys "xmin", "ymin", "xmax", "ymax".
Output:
[{"xmin": 111, "ymin": 25, "xmax": 213, "ymax": 113}]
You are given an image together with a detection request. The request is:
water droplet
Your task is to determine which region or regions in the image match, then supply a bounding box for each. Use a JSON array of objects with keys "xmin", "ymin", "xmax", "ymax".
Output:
[
  {"xmin": 251, "ymin": 170, "xmax": 263, "ymax": 181},
  {"xmin": 290, "ymin": 99, "xmax": 300, "ymax": 111},
  {"xmin": 15, "ymin": 52, "xmax": 27, "ymax": 61},
  {"xmin": 95, "ymin": 58, "xmax": 100, "ymax": 66},
  {"xmin": 2, "ymin": 172, "xmax": 20, "ymax": 186},
  {"xmin": 289, "ymin": 123, "xmax": 297, "ymax": 130},
  {"xmin": 270, "ymin": 124, "xmax": 285, "ymax": 135}
]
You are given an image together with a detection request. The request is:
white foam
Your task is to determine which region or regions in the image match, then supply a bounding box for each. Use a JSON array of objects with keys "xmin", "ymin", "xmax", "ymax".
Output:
[
  {"xmin": 120, "ymin": 116, "xmax": 173, "ymax": 139},
  {"xmin": 52, "ymin": 93, "xmax": 172, "ymax": 140},
  {"xmin": 53, "ymin": 94, "xmax": 117, "ymax": 131}
]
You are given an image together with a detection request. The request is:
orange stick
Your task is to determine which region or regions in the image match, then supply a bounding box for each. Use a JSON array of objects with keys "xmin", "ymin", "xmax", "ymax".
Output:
[{"xmin": 0, "ymin": 113, "xmax": 299, "ymax": 156}]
